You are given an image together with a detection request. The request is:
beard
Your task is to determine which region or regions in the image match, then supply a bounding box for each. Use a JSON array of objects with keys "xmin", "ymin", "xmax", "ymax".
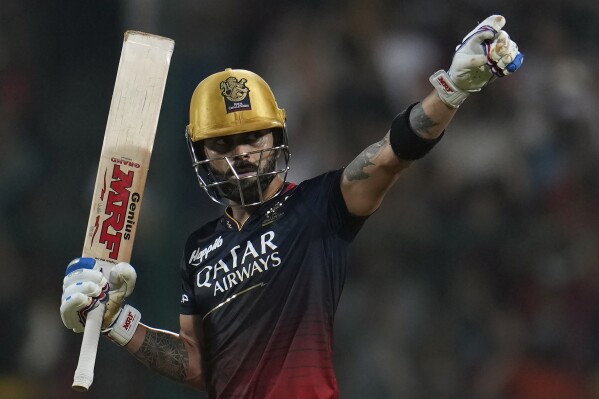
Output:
[{"xmin": 208, "ymin": 153, "xmax": 278, "ymax": 205}]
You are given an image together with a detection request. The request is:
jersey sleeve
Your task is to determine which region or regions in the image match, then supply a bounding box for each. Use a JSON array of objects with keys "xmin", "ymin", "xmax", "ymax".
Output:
[
  {"xmin": 179, "ymin": 254, "xmax": 200, "ymax": 315},
  {"xmin": 299, "ymin": 169, "xmax": 368, "ymax": 241}
]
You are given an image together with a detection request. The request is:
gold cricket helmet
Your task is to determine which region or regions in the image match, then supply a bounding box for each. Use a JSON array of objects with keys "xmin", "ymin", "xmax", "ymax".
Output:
[
  {"xmin": 186, "ymin": 68, "xmax": 286, "ymax": 142},
  {"xmin": 185, "ymin": 68, "xmax": 291, "ymax": 207}
]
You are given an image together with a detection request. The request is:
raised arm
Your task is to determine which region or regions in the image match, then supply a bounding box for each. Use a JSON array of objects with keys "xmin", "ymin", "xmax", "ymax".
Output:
[
  {"xmin": 341, "ymin": 15, "xmax": 523, "ymax": 216},
  {"xmin": 341, "ymin": 92, "xmax": 456, "ymax": 216}
]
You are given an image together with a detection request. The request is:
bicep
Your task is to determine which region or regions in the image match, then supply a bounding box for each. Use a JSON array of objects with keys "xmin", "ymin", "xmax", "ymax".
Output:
[
  {"xmin": 341, "ymin": 133, "xmax": 411, "ymax": 216},
  {"xmin": 179, "ymin": 314, "xmax": 204, "ymax": 353}
]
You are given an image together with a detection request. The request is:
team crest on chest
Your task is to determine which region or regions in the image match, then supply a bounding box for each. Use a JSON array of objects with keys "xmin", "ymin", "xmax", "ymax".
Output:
[{"xmin": 220, "ymin": 77, "xmax": 251, "ymax": 113}]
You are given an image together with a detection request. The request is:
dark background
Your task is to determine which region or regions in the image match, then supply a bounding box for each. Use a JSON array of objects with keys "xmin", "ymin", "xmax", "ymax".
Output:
[{"xmin": 1, "ymin": 1, "xmax": 599, "ymax": 398}]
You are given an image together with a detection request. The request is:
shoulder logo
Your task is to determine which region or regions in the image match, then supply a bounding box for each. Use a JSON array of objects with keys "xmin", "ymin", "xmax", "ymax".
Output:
[
  {"xmin": 262, "ymin": 200, "xmax": 284, "ymax": 226},
  {"xmin": 220, "ymin": 77, "xmax": 251, "ymax": 113},
  {"xmin": 189, "ymin": 236, "xmax": 224, "ymax": 266}
]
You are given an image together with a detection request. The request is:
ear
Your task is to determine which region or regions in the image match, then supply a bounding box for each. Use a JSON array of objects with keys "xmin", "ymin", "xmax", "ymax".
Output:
[{"xmin": 191, "ymin": 140, "xmax": 208, "ymax": 160}]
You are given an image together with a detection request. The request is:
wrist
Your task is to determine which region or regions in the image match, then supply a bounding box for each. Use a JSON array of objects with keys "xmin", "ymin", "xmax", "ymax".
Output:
[
  {"xmin": 429, "ymin": 70, "xmax": 470, "ymax": 109},
  {"xmin": 103, "ymin": 304, "xmax": 141, "ymax": 346}
]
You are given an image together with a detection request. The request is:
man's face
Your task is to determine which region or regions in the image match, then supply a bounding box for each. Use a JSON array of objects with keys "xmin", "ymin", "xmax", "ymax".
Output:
[{"xmin": 203, "ymin": 130, "xmax": 278, "ymax": 205}]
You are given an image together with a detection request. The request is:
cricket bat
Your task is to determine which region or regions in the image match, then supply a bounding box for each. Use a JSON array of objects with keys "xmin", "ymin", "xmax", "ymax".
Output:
[{"xmin": 72, "ymin": 31, "xmax": 174, "ymax": 391}]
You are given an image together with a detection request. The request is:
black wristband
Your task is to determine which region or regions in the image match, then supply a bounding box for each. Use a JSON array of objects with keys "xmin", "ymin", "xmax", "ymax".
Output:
[{"xmin": 389, "ymin": 102, "xmax": 444, "ymax": 160}]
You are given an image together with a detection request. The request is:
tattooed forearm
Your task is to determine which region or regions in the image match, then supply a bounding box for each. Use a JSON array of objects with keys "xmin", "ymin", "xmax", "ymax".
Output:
[
  {"xmin": 409, "ymin": 103, "xmax": 440, "ymax": 137},
  {"xmin": 344, "ymin": 137, "xmax": 388, "ymax": 181},
  {"xmin": 134, "ymin": 328, "xmax": 189, "ymax": 383}
]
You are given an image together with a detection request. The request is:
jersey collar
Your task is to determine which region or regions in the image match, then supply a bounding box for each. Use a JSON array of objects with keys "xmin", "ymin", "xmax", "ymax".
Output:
[{"xmin": 220, "ymin": 182, "xmax": 296, "ymax": 231}]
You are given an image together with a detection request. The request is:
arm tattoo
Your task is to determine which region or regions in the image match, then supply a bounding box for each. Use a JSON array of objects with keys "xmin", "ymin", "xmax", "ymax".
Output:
[
  {"xmin": 409, "ymin": 103, "xmax": 439, "ymax": 136},
  {"xmin": 344, "ymin": 137, "xmax": 387, "ymax": 181},
  {"xmin": 134, "ymin": 328, "xmax": 189, "ymax": 383}
]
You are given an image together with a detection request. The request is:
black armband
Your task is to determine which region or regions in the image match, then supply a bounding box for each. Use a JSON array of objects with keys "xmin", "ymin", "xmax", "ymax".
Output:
[{"xmin": 389, "ymin": 102, "xmax": 444, "ymax": 160}]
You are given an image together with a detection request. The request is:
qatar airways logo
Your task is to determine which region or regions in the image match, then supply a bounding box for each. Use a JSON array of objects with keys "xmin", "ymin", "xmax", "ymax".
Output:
[{"xmin": 195, "ymin": 231, "xmax": 281, "ymax": 296}]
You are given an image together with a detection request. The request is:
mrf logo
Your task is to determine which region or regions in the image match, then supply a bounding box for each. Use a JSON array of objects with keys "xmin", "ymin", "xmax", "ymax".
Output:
[
  {"xmin": 122, "ymin": 310, "xmax": 136, "ymax": 331},
  {"xmin": 94, "ymin": 162, "xmax": 140, "ymax": 260},
  {"xmin": 435, "ymin": 76, "xmax": 454, "ymax": 94}
]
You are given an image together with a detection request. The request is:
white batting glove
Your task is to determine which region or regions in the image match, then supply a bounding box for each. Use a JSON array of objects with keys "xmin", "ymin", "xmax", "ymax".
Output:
[
  {"xmin": 430, "ymin": 15, "xmax": 524, "ymax": 108},
  {"xmin": 60, "ymin": 257, "xmax": 137, "ymax": 334}
]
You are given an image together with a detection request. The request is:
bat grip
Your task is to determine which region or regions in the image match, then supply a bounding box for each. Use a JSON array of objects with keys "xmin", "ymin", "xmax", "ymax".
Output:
[{"xmin": 72, "ymin": 302, "xmax": 105, "ymax": 391}]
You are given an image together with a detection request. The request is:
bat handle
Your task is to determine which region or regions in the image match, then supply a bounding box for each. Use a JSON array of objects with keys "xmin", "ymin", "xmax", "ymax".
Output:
[{"xmin": 72, "ymin": 302, "xmax": 105, "ymax": 391}]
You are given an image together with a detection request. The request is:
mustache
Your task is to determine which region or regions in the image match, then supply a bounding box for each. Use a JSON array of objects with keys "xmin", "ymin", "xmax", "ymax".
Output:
[{"xmin": 226, "ymin": 161, "xmax": 259, "ymax": 178}]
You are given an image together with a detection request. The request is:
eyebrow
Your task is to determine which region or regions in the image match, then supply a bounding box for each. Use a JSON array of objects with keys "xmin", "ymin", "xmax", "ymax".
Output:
[{"xmin": 208, "ymin": 131, "xmax": 270, "ymax": 145}]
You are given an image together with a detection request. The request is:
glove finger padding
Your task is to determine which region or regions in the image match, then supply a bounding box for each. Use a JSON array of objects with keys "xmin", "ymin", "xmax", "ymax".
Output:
[
  {"xmin": 461, "ymin": 15, "xmax": 505, "ymax": 41},
  {"xmin": 61, "ymin": 282, "xmax": 109, "ymax": 333},
  {"xmin": 63, "ymin": 266, "xmax": 105, "ymax": 288},
  {"xmin": 104, "ymin": 262, "xmax": 137, "ymax": 327},
  {"xmin": 62, "ymin": 280, "xmax": 104, "ymax": 300},
  {"xmin": 109, "ymin": 262, "xmax": 137, "ymax": 297},
  {"xmin": 60, "ymin": 257, "xmax": 137, "ymax": 332},
  {"xmin": 61, "ymin": 260, "xmax": 109, "ymax": 332},
  {"xmin": 60, "ymin": 292, "xmax": 98, "ymax": 333},
  {"xmin": 485, "ymin": 31, "xmax": 524, "ymax": 76}
]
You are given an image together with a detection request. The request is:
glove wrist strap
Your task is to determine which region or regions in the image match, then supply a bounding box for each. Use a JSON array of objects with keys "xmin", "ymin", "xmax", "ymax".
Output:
[
  {"xmin": 104, "ymin": 304, "xmax": 141, "ymax": 346},
  {"xmin": 429, "ymin": 70, "xmax": 470, "ymax": 108}
]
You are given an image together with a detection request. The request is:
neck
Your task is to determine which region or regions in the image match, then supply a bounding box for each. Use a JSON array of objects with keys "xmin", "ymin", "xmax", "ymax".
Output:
[{"xmin": 227, "ymin": 204, "xmax": 258, "ymax": 227}]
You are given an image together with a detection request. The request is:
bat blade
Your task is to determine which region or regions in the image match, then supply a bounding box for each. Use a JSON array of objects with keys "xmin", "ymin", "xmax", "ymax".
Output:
[{"xmin": 72, "ymin": 31, "xmax": 174, "ymax": 392}]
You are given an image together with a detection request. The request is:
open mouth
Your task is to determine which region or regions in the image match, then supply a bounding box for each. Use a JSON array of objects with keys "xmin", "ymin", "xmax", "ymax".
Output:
[
  {"xmin": 226, "ymin": 168, "xmax": 258, "ymax": 180},
  {"xmin": 229, "ymin": 164, "xmax": 259, "ymax": 179},
  {"xmin": 235, "ymin": 171, "xmax": 258, "ymax": 179}
]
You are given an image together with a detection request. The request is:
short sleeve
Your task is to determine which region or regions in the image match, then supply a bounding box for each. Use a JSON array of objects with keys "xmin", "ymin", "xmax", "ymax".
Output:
[
  {"xmin": 298, "ymin": 169, "xmax": 368, "ymax": 242},
  {"xmin": 179, "ymin": 254, "xmax": 200, "ymax": 315}
]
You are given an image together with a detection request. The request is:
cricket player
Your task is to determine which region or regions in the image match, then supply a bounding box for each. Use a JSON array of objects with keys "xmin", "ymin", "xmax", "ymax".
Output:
[{"xmin": 60, "ymin": 15, "xmax": 523, "ymax": 398}]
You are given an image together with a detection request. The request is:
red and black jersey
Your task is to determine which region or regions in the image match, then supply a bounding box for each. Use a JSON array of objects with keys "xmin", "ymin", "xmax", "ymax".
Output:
[{"xmin": 180, "ymin": 169, "xmax": 367, "ymax": 399}]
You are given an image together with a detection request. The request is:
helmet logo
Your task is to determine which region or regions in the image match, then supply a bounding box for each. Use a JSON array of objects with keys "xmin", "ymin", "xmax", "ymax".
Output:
[{"xmin": 220, "ymin": 77, "xmax": 252, "ymax": 113}]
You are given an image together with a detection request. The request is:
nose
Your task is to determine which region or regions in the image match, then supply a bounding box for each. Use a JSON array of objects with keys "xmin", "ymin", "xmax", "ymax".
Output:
[{"xmin": 231, "ymin": 142, "xmax": 252, "ymax": 157}]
